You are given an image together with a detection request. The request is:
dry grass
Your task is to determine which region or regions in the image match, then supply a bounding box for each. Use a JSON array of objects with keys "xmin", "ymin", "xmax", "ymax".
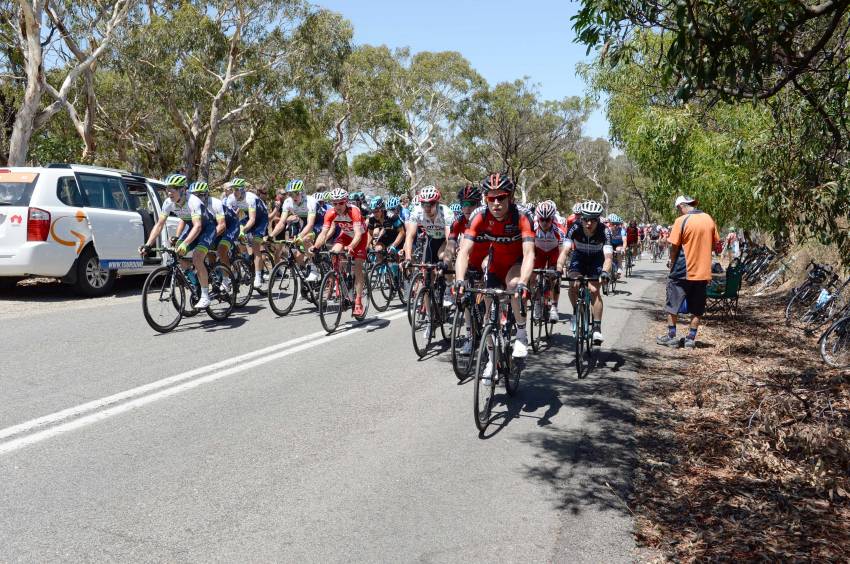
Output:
[{"xmin": 632, "ymin": 288, "xmax": 850, "ymax": 561}]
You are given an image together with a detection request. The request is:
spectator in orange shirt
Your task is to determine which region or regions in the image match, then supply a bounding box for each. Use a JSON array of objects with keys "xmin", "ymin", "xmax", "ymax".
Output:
[{"xmin": 657, "ymin": 195, "xmax": 720, "ymax": 349}]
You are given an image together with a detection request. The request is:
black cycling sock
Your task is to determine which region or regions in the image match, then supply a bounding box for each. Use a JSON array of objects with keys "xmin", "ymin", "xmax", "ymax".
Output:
[
  {"xmin": 593, "ymin": 320, "xmax": 601, "ymax": 332},
  {"xmin": 668, "ymin": 325, "xmax": 676, "ymax": 338},
  {"xmin": 687, "ymin": 327, "xmax": 698, "ymax": 340}
]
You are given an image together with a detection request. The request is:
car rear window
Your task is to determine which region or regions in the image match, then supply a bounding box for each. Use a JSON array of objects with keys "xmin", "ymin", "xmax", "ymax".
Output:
[{"xmin": 0, "ymin": 172, "xmax": 39, "ymax": 206}]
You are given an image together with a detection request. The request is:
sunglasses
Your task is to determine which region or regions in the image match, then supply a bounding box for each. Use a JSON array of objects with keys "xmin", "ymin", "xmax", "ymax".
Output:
[
  {"xmin": 539, "ymin": 217, "xmax": 553, "ymax": 222},
  {"xmin": 583, "ymin": 217, "xmax": 599, "ymax": 223},
  {"xmin": 332, "ymin": 200, "xmax": 347, "ymax": 206},
  {"xmin": 421, "ymin": 201, "xmax": 434, "ymax": 207},
  {"xmin": 486, "ymin": 194, "xmax": 509, "ymax": 203},
  {"xmin": 461, "ymin": 200, "xmax": 478, "ymax": 207}
]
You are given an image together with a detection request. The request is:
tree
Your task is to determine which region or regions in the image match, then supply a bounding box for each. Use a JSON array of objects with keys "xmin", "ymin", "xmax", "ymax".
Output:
[{"xmin": 6, "ymin": 0, "xmax": 133, "ymax": 165}]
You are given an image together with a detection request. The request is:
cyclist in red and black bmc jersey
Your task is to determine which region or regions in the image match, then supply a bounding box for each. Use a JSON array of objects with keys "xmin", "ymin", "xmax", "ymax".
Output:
[
  {"xmin": 454, "ymin": 172, "xmax": 535, "ymax": 361},
  {"xmin": 310, "ymin": 188, "xmax": 368, "ymax": 317}
]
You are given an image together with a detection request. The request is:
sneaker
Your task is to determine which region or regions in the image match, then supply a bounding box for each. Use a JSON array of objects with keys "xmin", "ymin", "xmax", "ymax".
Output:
[
  {"xmin": 305, "ymin": 266, "xmax": 320, "ymax": 282},
  {"xmin": 684, "ymin": 338, "xmax": 696, "ymax": 349},
  {"xmin": 512, "ymin": 336, "xmax": 528, "ymax": 358},
  {"xmin": 195, "ymin": 295, "xmax": 210, "ymax": 309},
  {"xmin": 253, "ymin": 278, "xmax": 264, "ymax": 290},
  {"xmin": 656, "ymin": 334, "xmax": 680, "ymax": 348},
  {"xmin": 569, "ymin": 315, "xmax": 577, "ymax": 335},
  {"xmin": 533, "ymin": 301, "xmax": 543, "ymax": 320},
  {"xmin": 353, "ymin": 300, "xmax": 365, "ymax": 318},
  {"xmin": 592, "ymin": 330, "xmax": 604, "ymax": 345},
  {"xmin": 423, "ymin": 322, "xmax": 432, "ymax": 341},
  {"xmin": 461, "ymin": 338, "xmax": 473, "ymax": 356},
  {"xmin": 548, "ymin": 306, "xmax": 559, "ymax": 322},
  {"xmin": 481, "ymin": 359, "xmax": 494, "ymax": 387},
  {"xmin": 442, "ymin": 294, "xmax": 454, "ymax": 308}
]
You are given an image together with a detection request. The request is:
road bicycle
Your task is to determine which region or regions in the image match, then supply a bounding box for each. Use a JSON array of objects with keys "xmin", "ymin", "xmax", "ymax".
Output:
[
  {"xmin": 267, "ymin": 239, "xmax": 325, "ymax": 316},
  {"xmin": 227, "ymin": 242, "xmax": 275, "ymax": 305},
  {"xmin": 449, "ymin": 271, "xmax": 485, "ymax": 380},
  {"xmin": 529, "ymin": 268, "xmax": 560, "ymax": 353},
  {"xmin": 468, "ymin": 287, "xmax": 524, "ymax": 432},
  {"xmin": 571, "ymin": 275, "xmax": 597, "ymax": 379},
  {"xmin": 367, "ymin": 249, "xmax": 405, "ymax": 312},
  {"xmin": 785, "ymin": 263, "xmax": 838, "ymax": 329},
  {"xmin": 799, "ymin": 275, "xmax": 850, "ymax": 335},
  {"xmin": 317, "ymin": 250, "xmax": 371, "ymax": 334},
  {"xmin": 625, "ymin": 247, "xmax": 634, "ymax": 277},
  {"xmin": 820, "ymin": 313, "xmax": 850, "ymax": 368},
  {"xmin": 141, "ymin": 248, "xmax": 236, "ymax": 333},
  {"xmin": 410, "ymin": 262, "xmax": 453, "ymax": 358}
]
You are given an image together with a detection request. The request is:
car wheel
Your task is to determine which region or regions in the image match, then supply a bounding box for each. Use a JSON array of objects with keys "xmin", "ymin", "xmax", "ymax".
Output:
[
  {"xmin": 74, "ymin": 246, "xmax": 116, "ymax": 297},
  {"xmin": 0, "ymin": 277, "xmax": 19, "ymax": 292}
]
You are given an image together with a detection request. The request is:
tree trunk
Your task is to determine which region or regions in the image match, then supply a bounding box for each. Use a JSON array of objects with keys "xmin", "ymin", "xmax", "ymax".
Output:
[{"xmin": 7, "ymin": 1, "xmax": 44, "ymax": 166}]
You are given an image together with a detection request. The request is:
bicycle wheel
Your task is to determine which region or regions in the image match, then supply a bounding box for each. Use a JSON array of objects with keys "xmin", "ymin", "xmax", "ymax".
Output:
[
  {"xmin": 398, "ymin": 266, "xmax": 412, "ymax": 306},
  {"xmin": 450, "ymin": 299, "xmax": 475, "ymax": 380},
  {"xmin": 575, "ymin": 297, "xmax": 587, "ymax": 378},
  {"xmin": 530, "ymin": 294, "xmax": 543, "ymax": 353},
  {"xmin": 411, "ymin": 286, "xmax": 433, "ymax": 358},
  {"xmin": 544, "ymin": 296, "xmax": 556, "ymax": 342},
  {"xmin": 251, "ymin": 251, "xmax": 275, "ymax": 296},
  {"xmin": 504, "ymin": 329, "xmax": 521, "ymax": 396},
  {"xmin": 820, "ymin": 316, "xmax": 850, "ymax": 368},
  {"xmin": 473, "ymin": 325, "xmax": 496, "ymax": 432},
  {"xmin": 368, "ymin": 266, "xmax": 392, "ymax": 312},
  {"xmin": 785, "ymin": 285, "xmax": 818, "ymax": 328},
  {"xmin": 353, "ymin": 274, "xmax": 371, "ymax": 321},
  {"xmin": 406, "ymin": 271, "xmax": 424, "ymax": 325},
  {"xmin": 268, "ymin": 261, "xmax": 299, "ymax": 316},
  {"xmin": 142, "ymin": 267, "xmax": 184, "ymax": 333},
  {"xmin": 318, "ymin": 271, "xmax": 343, "ymax": 333},
  {"xmin": 206, "ymin": 264, "xmax": 236, "ymax": 320},
  {"xmin": 230, "ymin": 257, "xmax": 253, "ymax": 307}
]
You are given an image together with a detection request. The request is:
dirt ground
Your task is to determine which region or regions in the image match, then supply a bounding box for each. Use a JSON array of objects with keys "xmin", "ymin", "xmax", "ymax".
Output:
[{"xmin": 632, "ymin": 286, "xmax": 850, "ymax": 561}]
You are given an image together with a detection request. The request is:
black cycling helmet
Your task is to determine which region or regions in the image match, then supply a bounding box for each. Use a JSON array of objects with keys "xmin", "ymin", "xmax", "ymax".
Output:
[
  {"xmin": 480, "ymin": 172, "xmax": 514, "ymax": 194},
  {"xmin": 457, "ymin": 183, "xmax": 482, "ymax": 202}
]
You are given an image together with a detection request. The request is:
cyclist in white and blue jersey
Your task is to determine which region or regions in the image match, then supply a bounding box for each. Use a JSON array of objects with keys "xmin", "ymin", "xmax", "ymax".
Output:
[
  {"xmin": 268, "ymin": 179, "xmax": 323, "ymax": 281},
  {"xmin": 225, "ymin": 178, "xmax": 269, "ymax": 290}
]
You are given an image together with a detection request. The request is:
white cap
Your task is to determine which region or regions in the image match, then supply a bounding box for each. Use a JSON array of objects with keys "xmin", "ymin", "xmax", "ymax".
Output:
[{"xmin": 674, "ymin": 195, "xmax": 696, "ymax": 208}]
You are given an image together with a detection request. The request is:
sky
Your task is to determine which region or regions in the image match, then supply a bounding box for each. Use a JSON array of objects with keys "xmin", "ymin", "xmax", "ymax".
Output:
[{"xmin": 316, "ymin": 0, "xmax": 609, "ymax": 140}]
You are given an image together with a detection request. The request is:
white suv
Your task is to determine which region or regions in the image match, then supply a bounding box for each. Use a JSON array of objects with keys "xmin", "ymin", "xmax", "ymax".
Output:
[{"xmin": 0, "ymin": 164, "xmax": 179, "ymax": 296}]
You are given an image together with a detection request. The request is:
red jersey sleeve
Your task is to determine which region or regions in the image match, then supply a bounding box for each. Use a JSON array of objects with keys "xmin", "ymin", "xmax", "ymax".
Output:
[
  {"xmin": 464, "ymin": 209, "xmax": 485, "ymax": 240},
  {"xmin": 323, "ymin": 208, "xmax": 337, "ymax": 229},
  {"xmin": 519, "ymin": 211, "xmax": 535, "ymax": 242}
]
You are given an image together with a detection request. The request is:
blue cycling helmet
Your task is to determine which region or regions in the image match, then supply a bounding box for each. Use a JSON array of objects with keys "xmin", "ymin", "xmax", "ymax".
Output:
[
  {"xmin": 608, "ymin": 213, "xmax": 623, "ymax": 224},
  {"xmin": 449, "ymin": 202, "xmax": 462, "ymax": 214},
  {"xmin": 387, "ymin": 196, "xmax": 400, "ymax": 209},
  {"xmin": 370, "ymin": 196, "xmax": 385, "ymax": 210}
]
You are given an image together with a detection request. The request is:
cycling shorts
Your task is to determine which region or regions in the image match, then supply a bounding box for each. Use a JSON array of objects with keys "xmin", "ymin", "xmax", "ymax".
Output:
[
  {"xmin": 568, "ymin": 252, "xmax": 604, "ymax": 278},
  {"xmin": 534, "ymin": 248, "xmax": 560, "ymax": 270},
  {"xmin": 422, "ymin": 237, "xmax": 445, "ymax": 263},
  {"xmin": 242, "ymin": 211, "xmax": 269, "ymax": 238},
  {"xmin": 335, "ymin": 234, "xmax": 368, "ymax": 260},
  {"xmin": 178, "ymin": 221, "xmax": 217, "ymax": 254}
]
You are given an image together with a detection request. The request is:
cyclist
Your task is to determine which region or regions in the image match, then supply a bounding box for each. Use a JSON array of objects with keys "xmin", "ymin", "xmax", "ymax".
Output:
[
  {"xmin": 649, "ymin": 222, "xmax": 662, "ymax": 258},
  {"xmin": 310, "ymin": 188, "xmax": 368, "ymax": 317},
  {"xmin": 268, "ymin": 179, "xmax": 322, "ymax": 282},
  {"xmin": 367, "ymin": 195, "xmax": 405, "ymax": 258},
  {"xmin": 566, "ymin": 202, "xmax": 582, "ymax": 232},
  {"xmin": 203, "ymin": 183, "xmax": 240, "ymax": 274},
  {"xmin": 447, "ymin": 183, "xmax": 485, "ymax": 355},
  {"xmin": 533, "ymin": 200, "xmax": 568, "ymax": 322},
  {"xmin": 454, "ymin": 172, "xmax": 535, "ymax": 371},
  {"xmin": 225, "ymin": 178, "xmax": 269, "ymax": 290},
  {"xmin": 626, "ymin": 220, "xmax": 640, "ymax": 266},
  {"xmin": 399, "ymin": 194, "xmax": 412, "ymax": 221},
  {"xmin": 559, "ymin": 200, "xmax": 613, "ymax": 345},
  {"xmin": 403, "ymin": 185, "xmax": 455, "ymax": 317},
  {"xmin": 139, "ymin": 174, "xmax": 216, "ymax": 309},
  {"xmin": 608, "ymin": 214, "xmax": 626, "ymax": 277}
]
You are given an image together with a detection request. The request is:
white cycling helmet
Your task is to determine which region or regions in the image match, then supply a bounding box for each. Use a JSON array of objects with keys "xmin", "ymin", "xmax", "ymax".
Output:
[
  {"xmin": 536, "ymin": 201, "xmax": 557, "ymax": 220},
  {"xmin": 580, "ymin": 200, "xmax": 604, "ymax": 218},
  {"xmin": 329, "ymin": 188, "xmax": 349, "ymax": 202},
  {"xmin": 572, "ymin": 202, "xmax": 582, "ymax": 214},
  {"xmin": 418, "ymin": 185, "xmax": 441, "ymax": 203}
]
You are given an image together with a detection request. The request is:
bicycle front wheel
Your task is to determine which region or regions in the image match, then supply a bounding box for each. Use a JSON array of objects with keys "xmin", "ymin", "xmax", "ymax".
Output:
[
  {"xmin": 450, "ymin": 299, "xmax": 475, "ymax": 380},
  {"xmin": 785, "ymin": 285, "xmax": 818, "ymax": 328},
  {"xmin": 142, "ymin": 267, "xmax": 184, "ymax": 333},
  {"xmin": 268, "ymin": 261, "xmax": 299, "ymax": 316},
  {"xmin": 411, "ymin": 286, "xmax": 432, "ymax": 358},
  {"xmin": 575, "ymin": 299, "xmax": 587, "ymax": 378},
  {"xmin": 530, "ymin": 295, "xmax": 543, "ymax": 353},
  {"xmin": 318, "ymin": 271, "xmax": 343, "ymax": 333},
  {"xmin": 820, "ymin": 316, "xmax": 850, "ymax": 368},
  {"xmin": 473, "ymin": 325, "xmax": 496, "ymax": 432},
  {"xmin": 406, "ymin": 271, "xmax": 424, "ymax": 325},
  {"xmin": 368, "ymin": 266, "xmax": 392, "ymax": 312},
  {"xmin": 230, "ymin": 257, "xmax": 253, "ymax": 307},
  {"xmin": 206, "ymin": 264, "xmax": 236, "ymax": 320}
]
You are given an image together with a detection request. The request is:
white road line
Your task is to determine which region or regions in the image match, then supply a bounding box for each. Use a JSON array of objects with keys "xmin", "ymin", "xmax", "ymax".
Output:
[{"xmin": 0, "ymin": 309, "xmax": 408, "ymax": 455}]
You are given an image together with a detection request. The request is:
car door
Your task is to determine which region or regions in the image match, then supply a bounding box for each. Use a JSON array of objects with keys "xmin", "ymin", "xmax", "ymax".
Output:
[{"xmin": 75, "ymin": 172, "xmax": 145, "ymax": 268}]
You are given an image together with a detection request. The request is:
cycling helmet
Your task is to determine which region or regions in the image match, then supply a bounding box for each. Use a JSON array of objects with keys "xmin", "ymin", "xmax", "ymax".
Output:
[
  {"xmin": 572, "ymin": 202, "xmax": 582, "ymax": 214},
  {"xmin": 580, "ymin": 200, "xmax": 604, "ymax": 218},
  {"xmin": 608, "ymin": 213, "xmax": 623, "ymax": 224},
  {"xmin": 387, "ymin": 196, "xmax": 400, "ymax": 209},
  {"xmin": 481, "ymin": 172, "xmax": 514, "ymax": 194},
  {"xmin": 370, "ymin": 196, "xmax": 385, "ymax": 210},
  {"xmin": 449, "ymin": 202, "xmax": 462, "ymax": 215},
  {"xmin": 329, "ymin": 188, "xmax": 349, "ymax": 202},
  {"xmin": 418, "ymin": 185, "xmax": 441, "ymax": 203},
  {"xmin": 411, "ymin": 195, "xmax": 420, "ymax": 207},
  {"xmin": 536, "ymin": 200, "xmax": 557, "ymax": 220},
  {"xmin": 230, "ymin": 178, "xmax": 248, "ymax": 189},
  {"xmin": 189, "ymin": 181, "xmax": 209, "ymax": 194},
  {"xmin": 286, "ymin": 179, "xmax": 304, "ymax": 193},
  {"xmin": 457, "ymin": 183, "xmax": 481, "ymax": 203},
  {"xmin": 164, "ymin": 173, "xmax": 187, "ymax": 188}
]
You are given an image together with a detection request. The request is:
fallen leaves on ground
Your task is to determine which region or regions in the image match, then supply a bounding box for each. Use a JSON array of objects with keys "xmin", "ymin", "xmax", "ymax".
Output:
[{"xmin": 633, "ymin": 289, "xmax": 850, "ymax": 561}]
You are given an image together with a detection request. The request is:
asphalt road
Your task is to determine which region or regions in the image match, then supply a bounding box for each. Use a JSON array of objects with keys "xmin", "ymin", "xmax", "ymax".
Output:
[{"xmin": 0, "ymin": 259, "xmax": 665, "ymax": 563}]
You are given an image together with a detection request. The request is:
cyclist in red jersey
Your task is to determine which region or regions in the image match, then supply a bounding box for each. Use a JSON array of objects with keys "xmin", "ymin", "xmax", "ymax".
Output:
[
  {"xmin": 310, "ymin": 187, "xmax": 368, "ymax": 316},
  {"xmin": 454, "ymin": 172, "xmax": 535, "ymax": 361}
]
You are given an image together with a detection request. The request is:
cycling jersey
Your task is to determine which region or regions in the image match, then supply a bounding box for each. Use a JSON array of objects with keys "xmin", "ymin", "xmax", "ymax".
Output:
[
  {"xmin": 650, "ymin": 226, "xmax": 661, "ymax": 240},
  {"xmin": 534, "ymin": 220, "xmax": 566, "ymax": 269},
  {"xmin": 323, "ymin": 204, "xmax": 367, "ymax": 259},
  {"xmin": 610, "ymin": 226, "xmax": 626, "ymax": 247},
  {"xmin": 368, "ymin": 213, "xmax": 404, "ymax": 247},
  {"xmin": 226, "ymin": 192, "xmax": 269, "ymax": 237},
  {"xmin": 464, "ymin": 204, "xmax": 535, "ymax": 286},
  {"xmin": 406, "ymin": 204, "xmax": 454, "ymax": 240},
  {"xmin": 161, "ymin": 194, "xmax": 216, "ymax": 253},
  {"xmin": 626, "ymin": 226, "xmax": 639, "ymax": 245},
  {"xmin": 565, "ymin": 220, "xmax": 613, "ymax": 277},
  {"xmin": 281, "ymin": 194, "xmax": 317, "ymax": 218},
  {"xmin": 208, "ymin": 196, "xmax": 240, "ymax": 248},
  {"xmin": 449, "ymin": 213, "xmax": 472, "ymax": 242}
]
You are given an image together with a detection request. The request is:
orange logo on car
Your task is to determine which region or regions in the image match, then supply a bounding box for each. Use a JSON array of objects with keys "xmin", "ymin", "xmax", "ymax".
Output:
[{"xmin": 50, "ymin": 210, "xmax": 89, "ymax": 255}]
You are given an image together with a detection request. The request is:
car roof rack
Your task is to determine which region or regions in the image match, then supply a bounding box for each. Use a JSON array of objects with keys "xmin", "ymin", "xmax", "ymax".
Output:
[{"xmin": 46, "ymin": 163, "xmax": 72, "ymax": 168}]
